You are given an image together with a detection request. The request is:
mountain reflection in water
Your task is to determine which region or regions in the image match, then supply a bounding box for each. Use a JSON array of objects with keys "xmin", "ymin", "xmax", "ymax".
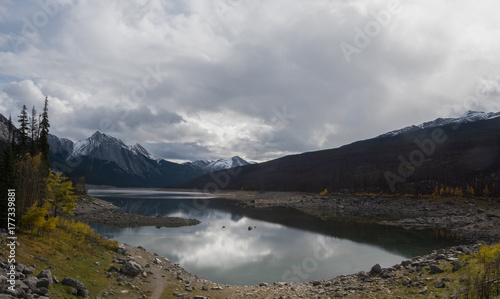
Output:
[{"xmin": 89, "ymin": 189, "xmax": 462, "ymax": 285}]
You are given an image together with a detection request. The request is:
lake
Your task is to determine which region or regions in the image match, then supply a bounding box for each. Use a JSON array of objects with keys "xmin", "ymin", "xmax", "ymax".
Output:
[{"xmin": 88, "ymin": 189, "xmax": 462, "ymax": 286}]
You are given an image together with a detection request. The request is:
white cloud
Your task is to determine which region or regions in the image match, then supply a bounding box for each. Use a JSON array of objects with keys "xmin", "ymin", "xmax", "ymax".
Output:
[{"xmin": 1, "ymin": 0, "xmax": 500, "ymax": 162}]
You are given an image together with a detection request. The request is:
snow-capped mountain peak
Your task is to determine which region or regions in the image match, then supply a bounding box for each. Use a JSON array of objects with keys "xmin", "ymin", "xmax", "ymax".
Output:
[
  {"xmin": 184, "ymin": 156, "xmax": 252, "ymax": 172},
  {"xmin": 70, "ymin": 131, "xmax": 127, "ymax": 158},
  {"xmin": 378, "ymin": 110, "xmax": 500, "ymax": 138}
]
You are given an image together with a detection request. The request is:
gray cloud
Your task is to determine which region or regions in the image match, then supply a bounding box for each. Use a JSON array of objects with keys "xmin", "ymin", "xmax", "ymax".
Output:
[{"xmin": 1, "ymin": 0, "xmax": 500, "ymax": 162}]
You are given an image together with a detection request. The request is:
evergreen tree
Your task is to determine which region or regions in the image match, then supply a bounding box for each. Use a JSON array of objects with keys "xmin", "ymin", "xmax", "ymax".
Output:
[
  {"xmin": 39, "ymin": 97, "xmax": 50, "ymax": 175},
  {"xmin": 29, "ymin": 106, "xmax": 39, "ymax": 155},
  {"xmin": 17, "ymin": 105, "xmax": 29, "ymax": 155}
]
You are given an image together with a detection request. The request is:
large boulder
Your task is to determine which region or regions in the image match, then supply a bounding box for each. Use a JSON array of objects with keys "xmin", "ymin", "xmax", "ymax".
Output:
[
  {"xmin": 62, "ymin": 277, "xmax": 88, "ymax": 297},
  {"xmin": 369, "ymin": 264, "xmax": 382, "ymax": 276},
  {"xmin": 120, "ymin": 261, "xmax": 143, "ymax": 277},
  {"xmin": 37, "ymin": 270, "xmax": 54, "ymax": 285},
  {"xmin": 36, "ymin": 278, "xmax": 50, "ymax": 289},
  {"xmin": 22, "ymin": 276, "xmax": 38, "ymax": 291}
]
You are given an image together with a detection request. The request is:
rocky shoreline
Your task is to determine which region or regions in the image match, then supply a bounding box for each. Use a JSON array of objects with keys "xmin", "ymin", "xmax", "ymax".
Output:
[
  {"xmin": 80, "ymin": 213, "xmax": 200, "ymax": 228},
  {"xmin": 73, "ymin": 195, "xmax": 200, "ymax": 228},
  {"xmin": 223, "ymin": 191, "xmax": 500, "ymax": 244}
]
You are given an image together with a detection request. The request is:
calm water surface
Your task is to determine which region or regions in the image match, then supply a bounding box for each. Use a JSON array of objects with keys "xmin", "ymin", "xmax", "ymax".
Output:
[{"xmin": 88, "ymin": 189, "xmax": 461, "ymax": 285}]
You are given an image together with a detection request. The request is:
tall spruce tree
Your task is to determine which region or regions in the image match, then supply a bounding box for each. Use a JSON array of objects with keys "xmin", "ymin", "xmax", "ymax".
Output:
[
  {"xmin": 17, "ymin": 105, "xmax": 29, "ymax": 156},
  {"xmin": 29, "ymin": 106, "xmax": 39, "ymax": 155},
  {"xmin": 39, "ymin": 97, "xmax": 50, "ymax": 175}
]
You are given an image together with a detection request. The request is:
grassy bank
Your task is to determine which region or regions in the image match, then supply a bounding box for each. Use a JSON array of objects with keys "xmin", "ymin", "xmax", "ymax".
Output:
[
  {"xmin": 2, "ymin": 220, "xmax": 500, "ymax": 298},
  {"xmin": 1, "ymin": 225, "xmax": 125, "ymax": 298}
]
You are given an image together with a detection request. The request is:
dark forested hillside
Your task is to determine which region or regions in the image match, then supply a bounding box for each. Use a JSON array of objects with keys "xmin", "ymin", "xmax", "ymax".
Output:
[{"xmin": 174, "ymin": 117, "xmax": 500, "ymax": 195}]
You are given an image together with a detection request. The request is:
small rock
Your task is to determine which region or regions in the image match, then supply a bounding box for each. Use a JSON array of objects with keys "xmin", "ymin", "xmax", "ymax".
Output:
[
  {"xmin": 452, "ymin": 261, "xmax": 461, "ymax": 272},
  {"xmin": 35, "ymin": 287, "xmax": 49, "ymax": 296},
  {"xmin": 429, "ymin": 265, "xmax": 444, "ymax": 274},
  {"xmin": 311, "ymin": 280, "xmax": 321, "ymax": 286},
  {"xmin": 435, "ymin": 281, "xmax": 446, "ymax": 288},
  {"xmin": 259, "ymin": 282, "xmax": 269, "ymax": 287},
  {"xmin": 380, "ymin": 269, "xmax": 392, "ymax": 278},
  {"xmin": 173, "ymin": 292, "xmax": 187, "ymax": 296},
  {"xmin": 116, "ymin": 247, "xmax": 128, "ymax": 255},
  {"xmin": 357, "ymin": 271, "xmax": 370, "ymax": 281},
  {"xmin": 248, "ymin": 226, "xmax": 253, "ymax": 231},
  {"xmin": 419, "ymin": 287, "xmax": 428, "ymax": 294}
]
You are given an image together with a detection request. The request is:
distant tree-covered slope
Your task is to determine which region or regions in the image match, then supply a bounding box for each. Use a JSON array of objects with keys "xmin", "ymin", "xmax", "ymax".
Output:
[{"xmin": 174, "ymin": 117, "xmax": 500, "ymax": 196}]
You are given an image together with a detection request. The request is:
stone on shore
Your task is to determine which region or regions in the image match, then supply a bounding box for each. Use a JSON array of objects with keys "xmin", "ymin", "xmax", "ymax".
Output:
[
  {"xmin": 429, "ymin": 264, "xmax": 444, "ymax": 274},
  {"xmin": 61, "ymin": 277, "xmax": 88, "ymax": 297},
  {"xmin": 369, "ymin": 263, "xmax": 382, "ymax": 276},
  {"xmin": 36, "ymin": 270, "xmax": 53, "ymax": 285},
  {"xmin": 120, "ymin": 261, "xmax": 144, "ymax": 277}
]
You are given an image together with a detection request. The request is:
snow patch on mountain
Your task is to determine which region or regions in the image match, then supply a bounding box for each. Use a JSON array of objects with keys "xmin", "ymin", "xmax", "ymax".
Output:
[
  {"xmin": 378, "ymin": 110, "xmax": 500, "ymax": 138},
  {"xmin": 185, "ymin": 156, "xmax": 252, "ymax": 172}
]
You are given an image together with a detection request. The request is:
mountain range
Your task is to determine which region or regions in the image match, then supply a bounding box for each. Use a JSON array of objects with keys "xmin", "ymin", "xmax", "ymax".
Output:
[
  {"xmin": 174, "ymin": 111, "xmax": 500, "ymax": 196},
  {"xmin": 2, "ymin": 110, "xmax": 500, "ymax": 194},
  {"xmin": 184, "ymin": 156, "xmax": 253, "ymax": 173},
  {"xmin": 47, "ymin": 131, "xmax": 251, "ymax": 187}
]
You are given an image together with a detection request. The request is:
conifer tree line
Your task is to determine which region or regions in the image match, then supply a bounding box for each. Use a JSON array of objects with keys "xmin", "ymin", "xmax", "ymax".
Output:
[{"xmin": 0, "ymin": 97, "xmax": 78, "ymax": 232}]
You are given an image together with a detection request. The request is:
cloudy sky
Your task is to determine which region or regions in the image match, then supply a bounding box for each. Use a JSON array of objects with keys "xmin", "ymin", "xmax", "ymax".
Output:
[{"xmin": 1, "ymin": 0, "xmax": 500, "ymax": 162}]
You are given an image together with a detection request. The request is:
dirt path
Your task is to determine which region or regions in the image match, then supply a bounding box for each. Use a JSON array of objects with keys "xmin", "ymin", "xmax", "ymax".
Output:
[{"xmin": 123, "ymin": 245, "xmax": 166, "ymax": 299}]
